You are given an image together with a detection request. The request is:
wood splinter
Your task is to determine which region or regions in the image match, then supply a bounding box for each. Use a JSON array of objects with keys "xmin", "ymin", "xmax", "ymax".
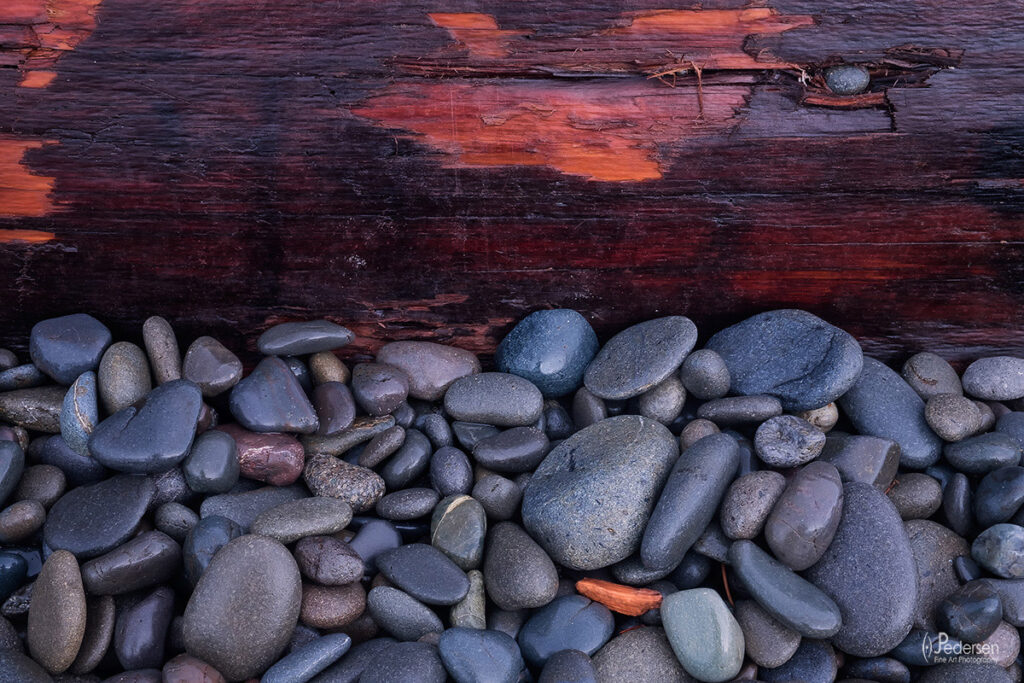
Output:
[{"xmin": 575, "ymin": 578, "xmax": 664, "ymax": 616}]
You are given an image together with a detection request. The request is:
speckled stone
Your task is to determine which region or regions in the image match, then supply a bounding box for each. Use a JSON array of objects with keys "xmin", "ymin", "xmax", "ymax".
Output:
[
  {"xmin": 376, "ymin": 543, "xmax": 470, "ymax": 606},
  {"xmin": 472, "ymin": 474, "xmax": 521, "ymax": 522},
  {"xmin": 27, "ymin": 549, "xmax": 87, "ymax": 674},
  {"xmin": 0, "ymin": 364, "xmax": 46, "ymax": 392},
  {"xmin": 963, "ymin": 356, "xmax": 1024, "ymax": 401},
  {"xmin": 945, "ymin": 432, "xmax": 1022, "ymax": 474},
  {"xmin": 973, "ymin": 524, "xmax": 1024, "ymax": 578},
  {"xmin": 538, "ymin": 650, "xmax": 597, "ymax": 683},
  {"xmin": 902, "ymin": 352, "xmax": 963, "ymax": 400},
  {"xmin": 0, "ymin": 499, "xmax": 43, "ymax": 543},
  {"xmin": 263, "ymin": 633, "xmax": 352, "ymax": 683},
  {"xmin": 733, "ymin": 600, "xmax": 799, "ymax": 669},
  {"xmin": 45, "ymin": 474, "xmax": 156, "ymax": 558},
  {"xmin": 696, "ymin": 395, "xmax": 783, "ymax": 426},
  {"xmin": 843, "ymin": 657, "xmax": 911, "ymax": 683},
  {"xmin": 888, "ymin": 473, "xmax": 943, "ymax": 520},
  {"xmin": 309, "ymin": 352, "xmax": 350, "ymax": 388},
  {"xmin": 377, "ymin": 488, "xmax": 439, "ymax": 521},
  {"xmin": 304, "ymin": 415, "xmax": 396, "ymax": 456},
  {"xmin": 979, "ymin": 620, "xmax": 1020, "ymax": 666},
  {"xmin": 450, "ymin": 569, "xmax": 486, "ymax": 630},
  {"xmin": 182, "ymin": 535, "xmax": 302, "ymax": 680},
  {"xmin": 366, "ymin": 587, "xmax": 443, "ymax": 641},
  {"xmin": 154, "ymin": 501, "xmax": 198, "ymax": 542},
  {"xmin": 977, "ymin": 466, "xmax": 1024, "ymax": 527},
  {"xmin": 199, "ymin": 484, "xmax": 305, "ymax": 531},
  {"xmin": 483, "ymin": 521, "xmax": 558, "ymax": 611},
  {"xmin": 518, "ymin": 595, "xmax": 615, "ymax": 667},
  {"xmin": 444, "ymin": 373, "xmax": 544, "ymax": 427},
  {"xmin": 162, "ymin": 653, "xmax": 226, "ymax": 682},
  {"xmin": 350, "ymin": 363, "xmax": 409, "ymax": 417},
  {"xmin": 584, "ymin": 317, "xmax": 697, "ymax": 401},
  {"xmin": 721, "ymin": 470, "xmax": 786, "ymax": 540},
  {"xmin": 523, "ymin": 415, "xmax": 678, "ymax": 570},
  {"xmin": 142, "ymin": 316, "xmax": 181, "ymax": 385},
  {"xmin": 379, "ymin": 428, "xmax": 432, "ymax": 490},
  {"xmin": 592, "ymin": 627, "xmax": 688, "ymax": 683},
  {"xmin": 0, "ymin": 649, "xmax": 53, "ymax": 681},
  {"xmin": 679, "ymin": 348, "xmax": 730, "ymax": 401},
  {"xmin": 661, "ymin": 588, "xmax": 743, "ymax": 683},
  {"xmin": 374, "ymin": 341, "xmax": 480, "ymax": 402},
  {"xmin": 360, "ymin": 641, "xmax": 447, "ymax": 683},
  {"xmin": 918, "ymin": 663, "xmax": 1015, "ymax": 683},
  {"xmin": 825, "ymin": 64, "xmax": 871, "ymax": 94},
  {"xmin": 96, "ymin": 342, "xmax": 151, "ymax": 416},
  {"xmin": 439, "ymin": 627, "xmax": 524, "ymax": 683},
  {"xmin": 906, "ymin": 519, "xmax": 970, "ymax": 631},
  {"xmin": 754, "ymin": 414, "xmax": 826, "ymax": 467},
  {"xmin": 839, "ymin": 357, "xmax": 943, "ymax": 469},
  {"xmin": 250, "ymin": 497, "xmax": 353, "ymax": 544},
  {"xmin": 926, "ymin": 393, "xmax": 981, "ymax": 442},
  {"xmin": 14, "ymin": 463, "xmax": 65, "ymax": 508},
  {"xmin": 229, "ymin": 357, "xmax": 318, "ymax": 434},
  {"xmin": 182, "ymin": 336, "xmax": 242, "ymax": 398},
  {"xmin": 30, "ymin": 314, "xmax": 112, "ymax": 385},
  {"xmin": 60, "ymin": 371, "xmax": 98, "ymax": 457},
  {"xmin": 572, "ymin": 387, "xmax": 607, "ymax": 429},
  {"xmin": 304, "ymin": 455, "xmax": 385, "ymax": 514},
  {"xmin": 759, "ymin": 639, "xmax": 839, "ymax": 683},
  {"xmin": 80, "ymin": 530, "xmax": 181, "ymax": 595},
  {"xmin": 495, "ymin": 309, "xmax": 598, "ymax": 398},
  {"xmin": 765, "ymin": 461, "xmax": 844, "ymax": 570},
  {"xmin": 429, "ymin": 446, "xmax": 473, "ymax": 497},
  {"xmin": 359, "ymin": 425, "xmax": 405, "ymax": 467},
  {"xmin": 300, "ymin": 582, "xmax": 366, "ymax": 629},
  {"xmin": 294, "ymin": 535, "xmax": 364, "ymax": 585},
  {"xmin": 0, "ymin": 386, "xmax": 65, "ymax": 432},
  {"xmin": 806, "ymin": 482, "xmax": 917, "ymax": 657},
  {"xmin": 636, "ymin": 376, "xmax": 686, "ymax": 426},
  {"xmin": 258, "ymin": 320, "xmax": 354, "ymax": 356}
]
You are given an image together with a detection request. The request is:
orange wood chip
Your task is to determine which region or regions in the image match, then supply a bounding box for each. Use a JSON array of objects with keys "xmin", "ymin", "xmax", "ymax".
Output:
[{"xmin": 575, "ymin": 578, "xmax": 664, "ymax": 616}]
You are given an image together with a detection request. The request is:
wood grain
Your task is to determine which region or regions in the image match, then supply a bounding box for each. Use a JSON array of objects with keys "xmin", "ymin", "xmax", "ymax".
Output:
[{"xmin": 0, "ymin": 0, "xmax": 1021, "ymax": 365}]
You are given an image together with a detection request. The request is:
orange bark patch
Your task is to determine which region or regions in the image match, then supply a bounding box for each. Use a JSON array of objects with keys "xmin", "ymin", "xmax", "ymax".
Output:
[
  {"xmin": 576, "ymin": 578, "xmax": 664, "ymax": 616},
  {"xmin": 0, "ymin": 229, "xmax": 56, "ymax": 244},
  {"xmin": 428, "ymin": 13, "xmax": 529, "ymax": 59},
  {"xmin": 0, "ymin": 0, "xmax": 103, "ymax": 88},
  {"xmin": 0, "ymin": 137, "xmax": 58, "ymax": 219}
]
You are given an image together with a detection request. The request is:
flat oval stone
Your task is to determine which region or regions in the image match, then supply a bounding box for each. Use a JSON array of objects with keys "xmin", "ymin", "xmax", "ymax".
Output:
[
  {"xmin": 114, "ymin": 586, "xmax": 174, "ymax": 670},
  {"xmin": 98, "ymin": 342, "xmax": 152, "ymax": 415},
  {"xmin": 945, "ymin": 432, "xmax": 1022, "ymax": 474},
  {"xmin": 14, "ymin": 464, "xmax": 65, "ymax": 508},
  {"xmin": 806, "ymin": 481, "xmax": 918, "ymax": 657},
  {"xmin": 902, "ymin": 352, "xmax": 963, "ymax": 400},
  {"xmin": 379, "ymin": 429, "xmax": 431, "ymax": 490},
  {"xmin": 258, "ymin": 320, "xmax": 354, "ymax": 356},
  {"xmin": 300, "ymin": 582, "xmax": 366, "ymax": 629},
  {"xmin": 641, "ymin": 432, "xmax": 738, "ymax": 570},
  {"xmin": 733, "ymin": 600, "xmax": 799, "ymax": 669},
  {"xmin": 439, "ymin": 628, "xmax": 524, "ymax": 683},
  {"xmin": 378, "ymin": 488, "xmax": 440, "ymax": 521},
  {"xmin": 351, "ymin": 363, "xmax": 409, "ymax": 417},
  {"xmin": 483, "ymin": 521, "xmax": 558, "ymax": 611},
  {"xmin": 34, "ymin": 435, "xmax": 106, "ymax": 487},
  {"xmin": 754, "ymin": 414, "xmax": 825, "ymax": 468},
  {"xmin": 888, "ymin": 472, "xmax": 943, "ymax": 520},
  {"xmin": 495, "ymin": 309, "xmax": 598, "ymax": 398},
  {"xmin": 765, "ymin": 461, "xmax": 844, "ymax": 570},
  {"xmin": 584, "ymin": 316, "xmax": 697, "ymax": 401},
  {"xmin": 0, "ymin": 441, "xmax": 24, "ymax": 507},
  {"xmin": 976, "ymin": 466, "xmax": 1024, "ymax": 527},
  {"xmin": 591, "ymin": 626, "xmax": 688, "ymax": 683},
  {"xmin": 937, "ymin": 581, "xmax": 1002, "ymax": 644},
  {"xmin": 661, "ymin": 588, "xmax": 744, "ymax": 683},
  {"xmin": 263, "ymin": 633, "xmax": 351, "ymax": 683},
  {"xmin": 472, "ymin": 427, "xmax": 549, "ymax": 474},
  {"xmin": 430, "ymin": 495, "xmax": 486, "ymax": 570},
  {"xmin": 314, "ymin": 382, "xmax": 356, "ymax": 437},
  {"xmin": 366, "ymin": 586, "xmax": 443, "ymax": 641},
  {"xmin": 729, "ymin": 540, "xmax": 842, "ymax": 638},
  {"xmin": 45, "ymin": 474, "xmax": 156, "ymax": 558},
  {"xmin": 963, "ymin": 356, "xmax": 1024, "ymax": 401},
  {"xmin": 30, "ymin": 314, "xmax": 112, "ymax": 385},
  {"xmin": 183, "ymin": 430, "xmax": 239, "ymax": 493},
  {"xmin": 69, "ymin": 595, "xmax": 115, "ymax": 675},
  {"xmin": 294, "ymin": 535, "xmax": 364, "ymax": 585},
  {"xmin": 0, "ymin": 363, "xmax": 46, "ymax": 392},
  {"xmin": 445, "ymin": 373, "xmax": 543, "ymax": 427},
  {"xmin": 523, "ymin": 415, "xmax": 678, "ymax": 570},
  {"xmin": 60, "ymin": 371, "xmax": 98, "ymax": 457},
  {"xmin": 183, "ymin": 515, "xmax": 243, "ymax": 585},
  {"xmin": 199, "ymin": 484, "xmax": 305, "ymax": 530},
  {"xmin": 183, "ymin": 336, "xmax": 242, "ymax": 398},
  {"xmin": 973, "ymin": 524, "xmax": 1024, "ymax": 578},
  {"xmin": 538, "ymin": 650, "xmax": 597, "ymax": 683},
  {"xmin": 0, "ymin": 500, "xmax": 45, "ymax": 543},
  {"xmin": 0, "ymin": 386, "xmax": 65, "ymax": 432},
  {"xmin": 376, "ymin": 341, "xmax": 481, "ymax": 402},
  {"xmin": 838, "ymin": 357, "xmax": 943, "ymax": 469},
  {"xmin": 721, "ymin": 470, "xmax": 786, "ymax": 540},
  {"xmin": 27, "ymin": 549, "xmax": 87, "ymax": 674},
  {"xmin": 217, "ymin": 424, "xmax": 302, "ymax": 487},
  {"xmin": 250, "ymin": 497, "xmax": 353, "ymax": 544},
  {"xmin": 360, "ymin": 641, "xmax": 446, "ymax": 683},
  {"xmin": 182, "ymin": 535, "xmax": 302, "ymax": 680},
  {"xmin": 376, "ymin": 543, "xmax": 469, "ymax": 606},
  {"xmin": 429, "ymin": 446, "xmax": 473, "ymax": 497},
  {"xmin": 89, "ymin": 379, "xmax": 203, "ymax": 473},
  {"xmin": 517, "ymin": 595, "xmax": 614, "ymax": 667},
  {"xmin": 907, "ymin": 519, "xmax": 970, "ymax": 631},
  {"xmin": 80, "ymin": 531, "xmax": 181, "ymax": 595},
  {"xmin": 229, "ymin": 357, "xmax": 318, "ymax": 434},
  {"xmin": 696, "ymin": 395, "xmax": 783, "ymax": 426},
  {"xmin": 705, "ymin": 309, "xmax": 862, "ymax": 411}
]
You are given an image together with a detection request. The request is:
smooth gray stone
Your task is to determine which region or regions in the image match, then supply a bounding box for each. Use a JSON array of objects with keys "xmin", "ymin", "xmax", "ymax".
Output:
[
  {"xmin": 483, "ymin": 521, "xmax": 558, "ymax": 611},
  {"xmin": 142, "ymin": 316, "xmax": 181, "ymax": 385},
  {"xmin": 720, "ymin": 470, "xmax": 786, "ymax": 540},
  {"xmin": 592, "ymin": 627, "xmax": 690, "ymax": 683},
  {"xmin": 380, "ymin": 429, "xmax": 431, "ymax": 490},
  {"xmin": 0, "ymin": 386, "xmax": 65, "ymax": 433},
  {"xmin": 759, "ymin": 639, "xmax": 839, "ymax": 683},
  {"xmin": 199, "ymin": 484, "xmax": 306, "ymax": 531},
  {"xmin": 376, "ymin": 543, "xmax": 469, "ymax": 606},
  {"xmin": 661, "ymin": 588, "xmax": 743, "ymax": 682},
  {"xmin": 765, "ymin": 460, "xmax": 844, "ymax": 570},
  {"xmin": 154, "ymin": 501, "xmax": 198, "ymax": 542},
  {"xmin": 980, "ymin": 579, "xmax": 1024, "ymax": 626},
  {"xmin": 937, "ymin": 581, "xmax": 1003, "ymax": 644},
  {"xmin": 696, "ymin": 395, "xmax": 783, "ymax": 426},
  {"xmin": 98, "ymin": 342, "xmax": 152, "ymax": 415},
  {"xmin": 583, "ymin": 316, "xmax": 697, "ymax": 401},
  {"xmin": 635, "ymin": 376, "xmax": 686, "ymax": 426},
  {"xmin": 680, "ymin": 348, "xmax": 730, "ymax": 401},
  {"xmin": 538, "ymin": 649, "xmax": 597, "ymax": 683},
  {"xmin": 888, "ymin": 472, "xmax": 943, "ymax": 520},
  {"xmin": 229, "ymin": 357, "xmax": 318, "ymax": 434},
  {"xmin": 182, "ymin": 430, "xmax": 239, "ymax": 494},
  {"xmin": 705, "ymin": 309, "xmax": 863, "ymax": 411},
  {"xmin": 182, "ymin": 336, "xmax": 242, "ymax": 398},
  {"xmin": 359, "ymin": 641, "xmax": 446, "ymax": 683},
  {"xmin": 972, "ymin": 524, "xmax": 1024, "ymax": 578},
  {"xmin": 421, "ymin": 413, "xmax": 453, "ymax": 449},
  {"xmin": 30, "ymin": 314, "xmax": 112, "ymax": 385},
  {"xmin": 183, "ymin": 514, "xmax": 243, "ymax": 586},
  {"xmin": 818, "ymin": 434, "xmax": 900, "ymax": 488},
  {"xmin": 429, "ymin": 446, "xmax": 472, "ymax": 497},
  {"xmin": 523, "ymin": 416, "xmax": 678, "ymax": 571},
  {"xmin": 60, "ymin": 371, "xmax": 98, "ymax": 457},
  {"xmin": 962, "ymin": 356, "xmax": 1024, "ymax": 401},
  {"xmin": 0, "ymin": 364, "xmax": 47, "ymax": 392},
  {"xmin": 366, "ymin": 586, "xmax": 443, "ymax": 641},
  {"xmin": 439, "ymin": 628, "xmax": 524, "ymax": 683},
  {"xmin": 113, "ymin": 586, "xmax": 174, "ymax": 670},
  {"xmin": 377, "ymin": 341, "xmax": 481, "ymax": 402},
  {"xmin": 610, "ymin": 554, "xmax": 677, "ymax": 586},
  {"xmin": 263, "ymin": 633, "xmax": 352, "ymax": 683},
  {"xmin": 358, "ymin": 425, "xmax": 405, "ymax": 467},
  {"xmin": 250, "ymin": 497, "xmax": 353, "ymax": 544},
  {"xmin": 734, "ymin": 600, "xmax": 800, "ymax": 669},
  {"xmin": 572, "ymin": 387, "xmax": 607, "ymax": 429},
  {"xmin": 444, "ymin": 373, "xmax": 544, "ymax": 427},
  {"xmin": 925, "ymin": 393, "xmax": 981, "ymax": 442},
  {"xmin": 430, "ymin": 495, "xmax": 486, "ymax": 570},
  {"xmin": 472, "ymin": 427, "xmax": 549, "ymax": 474},
  {"xmin": 0, "ymin": 442, "xmax": 24, "ymax": 507},
  {"xmin": 641, "ymin": 433, "xmax": 738, "ymax": 570},
  {"xmin": 517, "ymin": 595, "xmax": 615, "ymax": 667},
  {"xmin": 34, "ymin": 435, "xmax": 106, "ymax": 487},
  {"xmin": 944, "ymin": 472, "xmax": 974, "ymax": 537},
  {"xmin": 44, "ymin": 474, "xmax": 156, "ymax": 559},
  {"xmin": 89, "ymin": 380, "xmax": 203, "ymax": 474},
  {"xmin": 902, "ymin": 352, "xmax": 963, "ymax": 400},
  {"xmin": 80, "ymin": 531, "xmax": 180, "ymax": 595},
  {"xmin": 754, "ymin": 414, "xmax": 825, "ymax": 468},
  {"xmin": 729, "ymin": 540, "xmax": 842, "ymax": 638},
  {"xmin": 377, "ymin": 488, "xmax": 439, "ymax": 521},
  {"xmin": 944, "ymin": 432, "xmax": 1022, "ymax": 474},
  {"xmin": 309, "ymin": 637, "xmax": 396, "ymax": 683},
  {"xmin": 824, "ymin": 63, "xmax": 871, "ymax": 94},
  {"xmin": 472, "ymin": 474, "xmax": 521, "ymax": 522},
  {"xmin": 838, "ymin": 357, "xmax": 943, "ymax": 469},
  {"xmin": 806, "ymin": 482, "xmax": 918, "ymax": 657},
  {"xmin": 906, "ymin": 519, "xmax": 970, "ymax": 631},
  {"xmin": 258, "ymin": 320, "xmax": 355, "ymax": 356},
  {"xmin": 351, "ymin": 362, "xmax": 409, "ymax": 417},
  {"xmin": 495, "ymin": 309, "xmax": 598, "ymax": 399},
  {"xmin": 182, "ymin": 535, "xmax": 302, "ymax": 680}
]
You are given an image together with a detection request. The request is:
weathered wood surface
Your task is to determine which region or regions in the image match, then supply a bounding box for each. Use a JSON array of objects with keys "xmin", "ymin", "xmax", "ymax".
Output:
[{"xmin": 0, "ymin": 0, "xmax": 1022, "ymax": 363}]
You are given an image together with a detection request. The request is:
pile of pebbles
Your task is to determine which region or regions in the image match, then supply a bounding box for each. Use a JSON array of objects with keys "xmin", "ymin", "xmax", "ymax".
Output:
[{"xmin": 0, "ymin": 309, "xmax": 1023, "ymax": 682}]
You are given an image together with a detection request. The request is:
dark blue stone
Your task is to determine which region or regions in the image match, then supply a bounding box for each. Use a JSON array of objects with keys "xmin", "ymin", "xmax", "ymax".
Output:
[
  {"xmin": 229, "ymin": 356, "xmax": 318, "ymax": 433},
  {"xmin": 35, "ymin": 434, "xmax": 107, "ymax": 487},
  {"xmin": 975, "ymin": 466, "xmax": 1024, "ymax": 527},
  {"xmin": 44, "ymin": 474, "xmax": 156, "ymax": 558},
  {"xmin": 360, "ymin": 642, "xmax": 447, "ymax": 683},
  {"xmin": 263, "ymin": 633, "xmax": 352, "ymax": 683},
  {"xmin": 997, "ymin": 412, "xmax": 1024, "ymax": 449},
  {"xmin": 669, "ymin": 551, "xmax": 713, "ymax": 589},
  {"xmin": 183, "ymin": 514, "xmax": 243, "ymax": 585},
  {"xmin": 0, "ymin": 552, "xmax": 27, "ymax": 601},
  {"xmin": 760, "ymin": 639, "xmax": 838, "ymax": 683},
  {"xmin": 29, "ymin": 313, "xmax": 112, "ymax": 385},
  {"xmin": 945, "ymin": 432, "xmax": 1022, "ymax": 474},
  {"xmin": 538, "ymin": 649, "xmax": 597, "ymax": 683},
  {"xmin": 183, "ymin": 430, "xmax": 239, "ymax": 494},
  {"xmin": 955, "ymin": 556, "xmax": 984, "ymax": 583},
  {"xmin": 517, "ymin": 595, "xmax": 615, "ymax": 667},
  {"xmin": 310, "ymin": 637, "xmax": 396, "ymax": 683},
  {"xmin": 0, "ymin": 441, "xmax": 24, "ymax": 506},
  {"xmin": 843, "ymin": 657, "xmax": 910, "ymax": 683},
  {"xmin": 0, "ymin": 364, "xmax": 46, "ymax": 392},
  {"xmin": 90, "ymin": 379, "xmax": 203, "ymax": 473},
  {"xmin": 496, "ymin": 310, "xmax": 598, "ymax": 398},
  {"xmin": 380, "ymin": 429, "xmax": 432, "ymax": 490},
  {"xmin": 375, "ymin": 543, "xmax": 469, "ymax": 606},
  {"xmin": 937, "ymin": 581, "xmax": 1003, "ymax": 643},
  {"xmin": 439, "ymin": 628, "xmax": 524, "ymax": 683}
]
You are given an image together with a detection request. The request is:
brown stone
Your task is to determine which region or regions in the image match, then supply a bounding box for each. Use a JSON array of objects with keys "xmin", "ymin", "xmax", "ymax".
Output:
[
  {"xmin": 163, "ymin": 653, "xmax": 227, "ymax": 683},
  {"xmin": 217, "ymin": 424, "xmax": 304, "ymax": 486},
  {"xmin": 14, "ymin": 464, "xmax": 66, "ymax": 508},
  {"xmin": 27, "ymin": 549, "xmax": 87, "ymax": 674},
  {"xmin": 294, "ymin": 535, "xmax": 365, "ymax": 585},
  {"xmin": 0, "ymin": 499, "xmax": 45, "ymax": 543},
  {"xmin": 300, "ymin": 582, "xmax": 367, "ymax": 629}
]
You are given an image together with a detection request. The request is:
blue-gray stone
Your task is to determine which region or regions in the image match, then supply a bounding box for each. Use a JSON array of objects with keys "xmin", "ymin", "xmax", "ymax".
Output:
[
  {"xmin": 806, "ymin": 482, "xmax": 917, "ymax": 657},
  {"xmin": 641, "ymin": 432, "xmax": 738, "ymax": 570},
  {"xmin": 998, "ymin": 411, "xmax": 1024, "ymax": 449},
  {"xmin": 0, "ymin": 364, "xmax": 46, "ymax": 392},
  {"xmin": 229, "ymin": 356, "xmax": 318, "ymax": 433},
  {"xmin": 584, "ymin": 316, "xmax": 697, "ymax": 401},
  {"xmin": 444, "ymin": 373, "xmax": 544, "ymax": 427},
  {"xmin": 483, "ymin": 521, "xmax": 558, "ymax": 611},
  {"xmin": 818, "ymin": 434, "xmax": 900, "ymax": 489},
  {"xmin": 945, "ymin": 432, "xmax": 1022, "ymax": 474},
  {"xmin": 429, "ymin": 445, "xmax": 472, "ymax": 497},
  {"xmin": 760, "ymin": 639, "xmax": 839, "ymax": 683},
  {"xmin": 309, "ymin": 637, "xmax": 396, "ymax": 683},
  {"xmin": 517, "ymin": 595, "xmax": 615, "ymax": 667},
  {"xmin": 844, "ymin": 657, "xmax": 911, "ymax": 683},
  {"xmin": 376, "ymin": 544, "xmax": 469, "ymax": 606},
  {"xmin": 60, "ymin": 371, "xmax": 97, "ymax": 457},
  {"xmin": 936, "ymin": 581, "xmax": 1002, "ymax": 644},
  {"xmin": 972, "ymin": 523, "xmax": 1024, "ymax": 578},
  {"xmin": 33, "ymin": 435, "xmax": 106, "ymax": 487},
  {"xmin": 0, "ymin": 441, "xmax": 24, "ymax": 507},
  {"xmin": 439, "ymin": 628, "xmax": 524, "ymax": 683},
  {"xmin": 263, "ymin": 633, "xmax": 352, "ymax": 683},
  {"xmin": 183, "ymin": 514, "xmax": 243, "ymax": 585},
  {"xmin": 661, "ymin": 588, "xmax": 744, "ymax": 682},
  {"xmin": 496, "ymin": 309, "xmax": 598, "ymax": 397},
  {"xmin": 183, "ymin": 430, "xmax": 239, "ymax": 494},
  {"xmin": 348, "ymin": 518, "xmax": 401, "ymax": 567},
  {"xmin": 452, "ymin": 422, "xmax": 500, "ymax": 451},
  {"xmin": 975, "ymin": 466, "xmax": 1024, "ymax": 527},
  {"xmin": 0, "ymin": 649, "xmax": 51, "ymax": 682},
  {"xmin": 825, "ymin": 64, "xmax": 871, "ymax": 95},
  {"xmin": 29, "ymin": 313, "xmax": 112, "ymax": 385},
  {"xmin": 919, "ymin": 663, "xmax": 1014, "ymax": 683},
  {"xmin": 523, "ymin": 415, "xmax": 678, "ymax": 570},
  {"xmin": 182, "ymin": 336, "xmax": 242, "ymax": 398},
  {"xmin": 359, "ymin": 642, "xmax": 446, "ymax": 683},
  {"xmin": 199, "ymin": 483, "xmax": 306, "ymax": 531},
  {"xmin": 44, "ymin": 474, "xmax": 156, "ymax": 558},
  {"xmin": 380, "ymin": 429, "xmax": 431, "ymax": 490},
  {"xmin": 366, "ymin": 587, "xmax": 443, "ymax": 642},
  {"xmin": 89, "ymin": 379, "xmax": 202, "ymax": 474},
  {"xmin": 0, "ymin": 553, "xmax": 27, "ymax": 602},
  {"xmin": 258, "ymin": 320, "xmax": 355, "ymax": 356},
  {"xmin": 538, "ymin": 649, "xmax": 597, "ymax": 683},
  {"xmin": 706, "ymin": 309, "xmax": 863, "ymax": 411},
  {"xmin": 472, "ymin": 426, "xmax": 549, "ymax": 474},
  {"xmin": 962, "ymin": 356, "xmax": 1024, "ymax": 401},
  {"xmin": 838, "ymin": 357, "xmax": 943, "ymax": 468},
  {"xmin": 113, "ymin": 585, "xmax": 174, "ymax": 669}
]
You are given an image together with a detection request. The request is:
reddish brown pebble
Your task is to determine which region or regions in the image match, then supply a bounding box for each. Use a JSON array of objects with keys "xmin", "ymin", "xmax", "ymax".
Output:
[
  {"xmin": 217, "ymin": 424, "xmax": 304, "ymax": 486},
  {"xmin": 163, "ymin": 653, "xmax": 227, "ymax": 683},
  {"xmin": 300, "ymin": 582, "xmax": 367, "ymax": 629}
]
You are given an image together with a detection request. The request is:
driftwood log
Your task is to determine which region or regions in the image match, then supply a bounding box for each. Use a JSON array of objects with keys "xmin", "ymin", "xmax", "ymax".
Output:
[{"xmin": 1, "ymin": 0, "xmax": 1022, "ymax": 363}]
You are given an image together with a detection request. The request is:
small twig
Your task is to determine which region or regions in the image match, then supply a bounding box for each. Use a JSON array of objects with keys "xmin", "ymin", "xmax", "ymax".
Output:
[
  {"xmin": 885, "ymin": 478, "xmax": 900, "ymax": 495},
  {"xmin": 721, "ymin": 564, "xmax": 734, "ymax": 606},
  {"xmin": 690, "ymin": 61, "xmax": 705, "ymax": 119}
]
